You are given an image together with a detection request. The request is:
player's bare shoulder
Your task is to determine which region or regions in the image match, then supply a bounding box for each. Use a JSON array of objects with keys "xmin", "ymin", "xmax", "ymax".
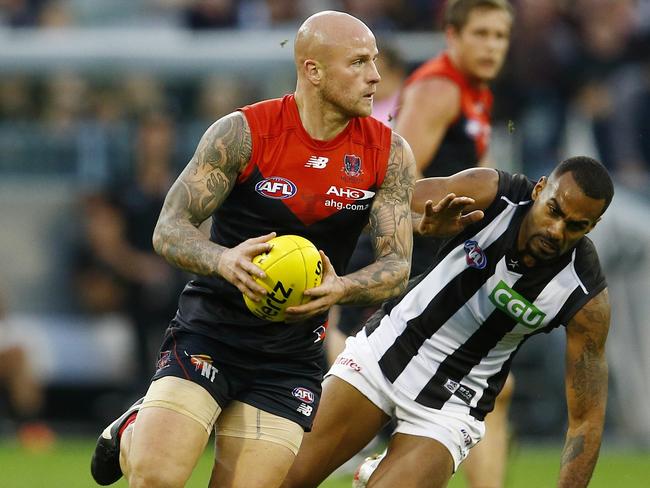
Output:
[
  {"xmin": 568, "ymin": 288, "xmax": 611, "ymax": 342},
  {"xmin": 156, "ymin": 111, "xmax": 253, "ymax": 230},
  {"xmin": 402, "ymin": 77, "xmax": 461, "ymax": 122},
  {"xmin": 195, "ymin": 111, "xmax": 252, "ymax": 176}
]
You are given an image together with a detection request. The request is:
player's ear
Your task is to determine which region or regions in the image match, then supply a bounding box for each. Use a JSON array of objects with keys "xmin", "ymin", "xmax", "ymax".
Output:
[
  {"xmin": 531, "ymin": 176, "xmax": 547, "ymax": 201},
  {"xmin": 304, "ymin": 59, "xmax": 322, "ymax": 85},
  {"xmin": 445, "ymin": 25, "xmax": 459, "ymax": 45},
  {"xmin": 585, "ymin": 215, "xmax": 602, "ymax": 234}
]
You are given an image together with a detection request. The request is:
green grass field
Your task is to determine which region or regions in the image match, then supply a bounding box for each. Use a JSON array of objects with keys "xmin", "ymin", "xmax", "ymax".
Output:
[{"xmin": 0, "ymin": 439, "xmax": 648, "ymax": 487}]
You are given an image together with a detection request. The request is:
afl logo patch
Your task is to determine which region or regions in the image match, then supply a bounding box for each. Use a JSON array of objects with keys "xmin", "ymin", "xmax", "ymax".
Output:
[
  {"xmin": 255, "ymin": 176, "xmax": 297, "ymax": 199},
  {"xmin": 464, "ymin": 240, "xmax": 487, "ymax": 269},
  {"xmin": 292, "ymin": 387, "xmax": 315, "ymax": 404}
]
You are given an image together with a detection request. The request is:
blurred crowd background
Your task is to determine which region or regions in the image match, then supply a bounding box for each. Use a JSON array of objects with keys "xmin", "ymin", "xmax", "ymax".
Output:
[{"xmin": 1, "ymin": 0, "xmax": 650, "ymax": 452}]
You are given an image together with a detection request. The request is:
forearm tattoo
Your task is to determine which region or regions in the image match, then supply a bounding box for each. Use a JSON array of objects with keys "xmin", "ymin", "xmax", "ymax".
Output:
[
  {"xmin": 342, "ymin": 133, "xmax": 415, "ymax": 305},
  {"xmin": 558, "ymin": 290, "xmax": 610, "ymax": 487},
  {"xmin": 153, "ymin": 112, "xmax": 252, "ymax": 275}
]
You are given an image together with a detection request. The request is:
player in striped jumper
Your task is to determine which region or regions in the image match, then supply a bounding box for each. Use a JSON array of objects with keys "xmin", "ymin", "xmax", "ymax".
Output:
[{"xmin": 282, "ymin": 156, "xmax": 613, "ymax": 488}]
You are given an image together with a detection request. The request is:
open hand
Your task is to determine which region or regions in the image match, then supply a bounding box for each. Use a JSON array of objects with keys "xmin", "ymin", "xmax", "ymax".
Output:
[{"xmin": 417, "ymin": 193, "xmax": 484, "ymax": 237}]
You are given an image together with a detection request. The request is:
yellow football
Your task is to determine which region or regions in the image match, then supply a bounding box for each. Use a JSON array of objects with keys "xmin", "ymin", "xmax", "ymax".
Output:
[{"xmin": 243, "ymin": 235, "xmax": 323, "ymax": 322}]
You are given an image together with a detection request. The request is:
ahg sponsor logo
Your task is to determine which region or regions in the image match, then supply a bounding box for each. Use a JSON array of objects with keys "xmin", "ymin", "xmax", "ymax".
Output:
[
  {"xmin": 255, "ymin": 176, "xmax": 297, "ymax": 199},
  {"xmin": 326, "ymin": 186, "xmax": 375, "ymax": 200}
]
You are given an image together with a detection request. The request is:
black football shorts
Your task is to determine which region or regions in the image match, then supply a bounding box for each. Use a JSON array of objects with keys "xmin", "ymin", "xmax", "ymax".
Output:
[{"xmin": 151, "ymin": 325, "xmax": 323, "ymax": 431}]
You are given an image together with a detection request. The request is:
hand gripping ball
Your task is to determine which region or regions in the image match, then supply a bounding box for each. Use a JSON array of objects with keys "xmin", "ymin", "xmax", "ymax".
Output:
[{"xmin": 243, "ymin": 235, "xmax": 323, "ymax": 322}]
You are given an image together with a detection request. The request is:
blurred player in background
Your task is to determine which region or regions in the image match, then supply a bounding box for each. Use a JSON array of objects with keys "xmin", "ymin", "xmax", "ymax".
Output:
[
  {"xmin": 90, "ymin": 10, "xmax": 415, "ymax": 488},
  {"xmin": 284, "ymin": 156, "xmax": 614, "ymax": 488}
]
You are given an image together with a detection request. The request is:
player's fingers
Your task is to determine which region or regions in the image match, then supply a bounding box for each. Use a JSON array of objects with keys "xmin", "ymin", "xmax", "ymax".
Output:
[
  {"xmin": 430, "ymin": 193, "xmax": 456, "ymax": 213},
  {"xmin": 243, "ymin": 241, "xmax": 273, "ymax": 260},
  {"xmin": 246, "ymin": 232, "xmax": 277, "ymax": 244},
  {"xmin": 234, "ymin": 269, "xmax": 267, "ymax": 298},
  {"xmin": 241, "ymin": 259, "xmax": 266, "ymax": 279},
  {"xmin": 319, "ymin": 251, "xmax": 336, "ymax": 277},
  {"xmin": 285, "ymin": 297, "xmax": 328, "ymax": 320},
  {"xmin": 458, "ymin": 210, "xmax": 485, "ymax": 227},
  {"xmin": 423, "ymin": 200, "xmax": 436, "ymax": 217},
  {"xmin": 302, "ymin": 283, "xmax": 329, "ymax": 298},
  {"xmin": 447, "ymin": 196, "xmax": 476, "ymax": 210},
  {"xmin": 238, "ymin": 281, "xmax": 266, "ymax": 302}
]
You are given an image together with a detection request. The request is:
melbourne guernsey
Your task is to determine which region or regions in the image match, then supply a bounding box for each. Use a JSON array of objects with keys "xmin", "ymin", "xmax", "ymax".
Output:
[{"xmin": 174, "ymin": 94, "xmax": 392, "ymax": 357}]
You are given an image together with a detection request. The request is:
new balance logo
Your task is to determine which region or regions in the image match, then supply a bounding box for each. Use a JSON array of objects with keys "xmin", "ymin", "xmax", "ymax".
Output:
[
  {"xmin": 297, "ymin": 403, "xmax": 313, "ymax": 416},
  {"xmin": 305, "ymin": 156, "xmax": 328, "ymax": 169}
]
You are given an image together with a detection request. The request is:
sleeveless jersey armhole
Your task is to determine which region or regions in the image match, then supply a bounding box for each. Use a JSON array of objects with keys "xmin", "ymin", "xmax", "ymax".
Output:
[
  {"xmin": 237, "ymin": 108, "xmax": 258, "ymax": 183},
  {"xmin": 375, "ymin": 127, "xmax": 393, "ymax": 187}
]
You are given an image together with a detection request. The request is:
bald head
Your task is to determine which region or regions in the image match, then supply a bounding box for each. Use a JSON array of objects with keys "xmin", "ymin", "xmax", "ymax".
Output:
[{"xmin": 294, "ymin": 11, "xmax": 375, "ymax": 67}]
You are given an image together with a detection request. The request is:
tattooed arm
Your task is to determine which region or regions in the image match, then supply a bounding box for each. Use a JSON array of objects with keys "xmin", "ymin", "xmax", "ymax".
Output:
[
  {"xmin": 558, "ymin": 289, "xmax": 610, "ymax": 487},
  {"xmin": 152, "ymin": 112, "xmax": 273, "ymax": 300},
  {"xmin": 339, "ymin": 132, "xmax": 415, "ymax": 305}
]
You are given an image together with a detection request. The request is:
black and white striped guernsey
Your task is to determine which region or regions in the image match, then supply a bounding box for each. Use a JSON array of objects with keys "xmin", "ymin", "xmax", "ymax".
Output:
[{"xmin": 360, "ymin": 170, "xmax": 606, "ymax": 420}]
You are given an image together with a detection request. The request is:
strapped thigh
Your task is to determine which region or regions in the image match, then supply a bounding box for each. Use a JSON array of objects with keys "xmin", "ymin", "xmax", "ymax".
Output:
[
  {"xmin": 141, "ymin": 376, "xmax": 221, "ymax": 434},
  {"xmin": 216, "ymin": 401, "xmax": 304, "ymax": 455}
]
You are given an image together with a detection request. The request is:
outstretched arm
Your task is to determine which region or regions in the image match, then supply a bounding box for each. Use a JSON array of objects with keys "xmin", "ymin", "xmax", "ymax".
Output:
[
  {"xmin": 412, "ymin": 193, "xmax": 485, "ymax": 238},
  {"xmin": 411, "ymin": 168, "xmax": 499, "ymax": 237},
  {"xmin": 559, "ymin": 289, "xmax": 610, "ymax": 487},
  {"xmin": 412, "ymin": 167, "xmax": 499, "ymax": 214},
  {"xmin": 152, "ymin": 111, "xmax": 273, "ymax": 300}
]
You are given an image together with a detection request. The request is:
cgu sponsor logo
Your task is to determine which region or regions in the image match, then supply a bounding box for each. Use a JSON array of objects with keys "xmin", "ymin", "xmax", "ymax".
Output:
[
  {"xmin": 326, "ymin": 186, "xmax": 375, "ymax": 201},
  {"xmin": 489, "ymin": 281, "xmax": 547, "ymax": 329},
  {"xmin": 255, "ymin": 176, "xmax": 297, "ymax": 199},
  {"xmin": 292, "ymin": 387, "xmax": 315, "ymax": 404}
]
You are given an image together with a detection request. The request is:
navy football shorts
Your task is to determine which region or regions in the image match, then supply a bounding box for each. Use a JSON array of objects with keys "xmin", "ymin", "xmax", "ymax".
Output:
[{"xmin": 151, "ymin": 325, "xmax": 323, "ymax": 431}]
